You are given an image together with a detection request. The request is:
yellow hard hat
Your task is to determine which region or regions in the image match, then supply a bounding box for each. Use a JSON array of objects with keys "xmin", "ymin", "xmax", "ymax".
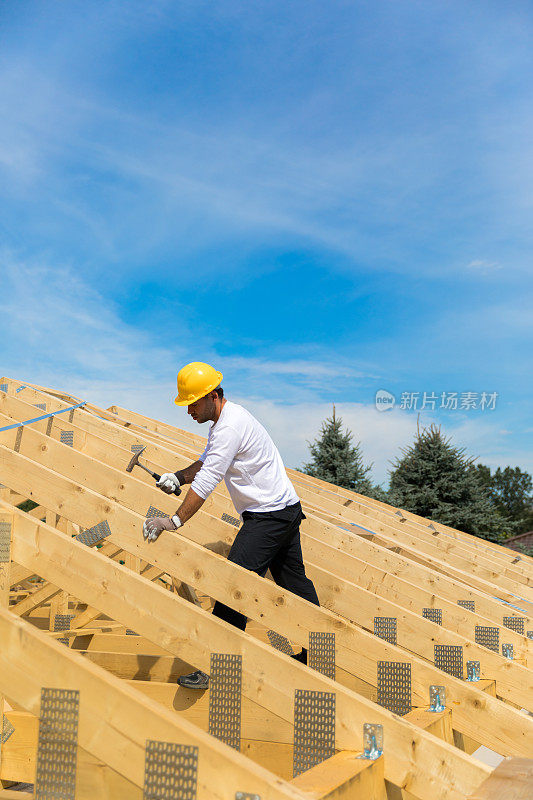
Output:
[{"xmin": 174, "ymin": 362, "xmax": 223, "ymax": 406}]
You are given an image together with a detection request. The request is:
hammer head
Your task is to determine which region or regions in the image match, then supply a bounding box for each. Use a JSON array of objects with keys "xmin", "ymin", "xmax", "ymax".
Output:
[{"xmin": 126, "ymin": 445, "xmax": 147, "ymax": 472}]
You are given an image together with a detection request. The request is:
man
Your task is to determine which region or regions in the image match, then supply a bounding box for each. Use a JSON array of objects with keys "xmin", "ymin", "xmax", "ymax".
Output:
[{"xmin": 142, "ymin": 361, "xmax": 320, "ymax": 689}]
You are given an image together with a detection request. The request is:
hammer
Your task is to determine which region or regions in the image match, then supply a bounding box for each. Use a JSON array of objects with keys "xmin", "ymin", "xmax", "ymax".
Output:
[{"xmin": 125, "ymin": 446, "xmax": 182, "ymax": 496}]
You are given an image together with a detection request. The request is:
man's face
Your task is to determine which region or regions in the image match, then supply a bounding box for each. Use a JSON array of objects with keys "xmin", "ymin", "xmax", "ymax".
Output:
[{"xmin": 187, "ymin": 392, "xmax": 216, "ymax": 423}]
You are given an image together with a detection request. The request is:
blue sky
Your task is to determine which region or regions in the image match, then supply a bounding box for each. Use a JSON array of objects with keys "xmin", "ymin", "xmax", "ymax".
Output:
[{"xmin": 1, "ymin": 0, "xmax": 532, "ymax": 484}]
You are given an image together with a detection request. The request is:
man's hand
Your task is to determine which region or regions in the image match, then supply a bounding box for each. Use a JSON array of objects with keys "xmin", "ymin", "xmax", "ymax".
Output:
[
  {"xmin": 156, "ymin": 473, "xmax": 181, "ymax": 494},
  {"xmin": 143, "ymin": 515, "xmax": 178, "ymax": 543}
]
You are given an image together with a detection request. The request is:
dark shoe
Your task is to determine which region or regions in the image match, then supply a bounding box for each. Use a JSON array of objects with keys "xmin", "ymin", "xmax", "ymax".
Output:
[
  {"xmin": 291, "ymin": 648, "xmax": 307, "ymax": 665},
  {"xmin": 177, "ymin": 670, "xmax": 209, "ymax": 689}
]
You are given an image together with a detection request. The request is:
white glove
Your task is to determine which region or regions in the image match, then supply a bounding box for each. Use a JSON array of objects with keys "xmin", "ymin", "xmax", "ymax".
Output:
[
  {"xmin": 156, "ymin": 472, "xmax": 181, "ymax": 494},
  {"xmin": 143, "ymin": 515, "xmax": 181, "ymax": 543}
]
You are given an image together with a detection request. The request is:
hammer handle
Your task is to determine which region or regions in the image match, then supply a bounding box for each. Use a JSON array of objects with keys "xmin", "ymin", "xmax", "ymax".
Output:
[{"xmin": 152, "ymin": 472, "xmax": 182, "ymax": 497}]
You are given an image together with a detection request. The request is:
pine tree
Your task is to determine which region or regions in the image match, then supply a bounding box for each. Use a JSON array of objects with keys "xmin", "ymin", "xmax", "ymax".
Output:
[
  {"xmin": 304, "ymin": 407, "xmax": 384, "ymax": 497},
  {"xmin": 388, "ymin": 424, "xmax": 505, "ymax": 542},
  {"xmin": 474, "ymin": 464, "xmax": 533, "ymax": 535}
]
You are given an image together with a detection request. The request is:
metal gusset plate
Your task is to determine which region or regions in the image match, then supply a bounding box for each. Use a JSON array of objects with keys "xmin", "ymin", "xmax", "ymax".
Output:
[
  {"xmin": 503, "ymin": 616, "xmax": 525, "ymax": 635},
  {"xmin": 208, "ymin": 654, "xmax": 242, "ymax": 751},
  {"xmin": 434, "ymin": 645, "xmax": 463, "ymax": 679},
  {"xmin": 0, "ymin": 520, "xmax": 11, "ymax": 563},
  {"xmin": 54, "ymin": 614, "xmax": 74, "ymax": 646},
  {"xmin": 126, "ymin": 629, "xmax": 139, "ymax": 636},
  {"xmin": 423, "ymin": 608, "xmax": 442, "ymax": 625},
  {"xmin": 377, "ymin": 661, "xmax": 412, "ymax": 716},
  {"xmin": 1, "ymin": 715, "xmax": 15, "ymax": 744},
  {"xmin": 146, "ymin": 505, "xmax": 168, "ymax": 519},
  {"xmin": 131, "ymin": 444, "xmax": 145, "ymax": 454},
  {"xmin": 143, "ymin": 741, "xmax": 198, "ymax": 800},
  {"xmin": 458, "ymin": 600, "xmax": 475, "ymax": 612},
  {"xmin": 221, "ymin": 512, "xmax": 240, "ymax": 527},
  {"xmin": 309, "ymin": 632, "xmax": 335, "ymax": 680},
  {"xmin": 235, "ymin": 794, "xmax": 261, "ymax": 800},
  {"xmin": 374, "ymin": 616, "xmax": 397, "ymax": 645},
  {"xmin": 0, "ymin": 383, "xmax": 7, "ymax": 393},
  {"xmin": 76, "ymin": 519, "xmax": 112, "ymax": 547},
  {"xmin": 475, "ymin": 626, "xmax": 499, "ymax": 652},
  {"xmin": 60, "ymin": 430, "xmax": 74, "ymax": 447},
  {"xmin": 267, "ymin": 630, "xmax": 294, "ymax": 656},
  {"xmin": 34, "ymin": 688, "xmax": 79, "ymax": 800},
  {"xmin": 34, "ymin": 403, "xmax": 46, "ymax": 411},
  {"xmin": 293, "ymin": 689, "xmax": 335, "ymax": 777}
]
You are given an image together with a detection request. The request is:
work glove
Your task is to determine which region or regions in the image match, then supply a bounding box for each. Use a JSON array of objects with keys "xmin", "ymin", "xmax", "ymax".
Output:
[
  {"xmin": 156, "ymin": 472, "xmax": 181, "ymax": 494},
  {"xmin": 143, "ymin": 515, "xmax": 181, "ymax": 543}
]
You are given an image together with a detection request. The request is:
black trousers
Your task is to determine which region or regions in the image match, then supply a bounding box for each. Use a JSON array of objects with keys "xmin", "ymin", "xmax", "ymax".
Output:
[{"xmin": 212, "ymin": 501, "xmax": 320, "ymax": 631}]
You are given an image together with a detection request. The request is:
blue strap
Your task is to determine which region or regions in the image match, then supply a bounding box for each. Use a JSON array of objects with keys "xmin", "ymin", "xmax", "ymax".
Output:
[{"xmin": 0, "ymin": 401, "xmax": 87, "ymax": 433}]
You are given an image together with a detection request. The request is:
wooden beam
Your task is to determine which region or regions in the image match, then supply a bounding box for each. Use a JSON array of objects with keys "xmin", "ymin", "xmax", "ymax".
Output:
[{"xmin": 290, "ymin": 751, "xmax": 386, "ymax": 799}]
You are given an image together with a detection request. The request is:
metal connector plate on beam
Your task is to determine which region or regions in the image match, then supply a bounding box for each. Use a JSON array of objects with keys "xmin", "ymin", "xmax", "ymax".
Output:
[
  {"xmin": 377, "ymin": 661, "xmax": 411, "ymax": 716},
  {"xmin": 34, "ymin": 688, "xmax": 79, "ymax": 800},
  {"xmin": 503, "ymin": 616, "xmax": 525, "ymax": 635},
  {"xmin": 267, "ymin": 630, "xmax": 294, "ymax": 656},
  {"xmin": 309, "ymin": 632, "xmax": 335, "ymax": 680},
  {"xmin": 293, "ymin": 689, "xmax": 335, "ymax": 778},
  {"xmin": 76, "ymin": 520, "xmax": 111, "ymax": 547},
  {"xmin": 423, "ymin": 608, "xmax": 442, "ymax": 625},
  {"xmin": 143, "ymin": 740, "xmax": 198, "ymax": 800},
  {"xmin": 208, "ymin": 654, "xmax": 242, "ymax": 751},
  {"xmin": 434, "ymin": 645, "xmax": 463, "ymax": 679},
  {"xmin": 221, "ymin": 512, "xmax": 240, "ymax": 527},
  {"xmin": 146, "ymin": 505, "xmax": 168, "ymax": 519},
  {"xmin": 458, "ymin": 600, "xmax": 475, "ymax": 612},
  {"xmin": 374, "ymin": 616, "xmax": 397, "ymax": 645},
  {"xmin": 475, "ymin": 626, "xmax": 499, "ymax": 652},
  {"xmin": 0, "ymin": 520, "xmax": 11, "ymax": 563},
  {"xmin": 60, "ymin": 430, "xmax": 74, "ymax": 447}
]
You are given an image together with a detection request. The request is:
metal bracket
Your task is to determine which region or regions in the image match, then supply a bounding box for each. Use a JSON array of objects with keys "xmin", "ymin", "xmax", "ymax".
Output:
[
  {"xmin": 221, "ymin": 512, "xmax": 240, "ymax": 527},
  {"xmin": 358, "ymin": 723, "xmax": 383, "ymax": 760},
  {"xmin": 434, "ymin": 644, "xmax": 463, "ymax": 679},
  {"xmin": 503, "ymin": 616, "xmax": 525, "ymax": 635},
  {"xmin": 60, "ymin": 430, "xmax": 74, "ymax": 447},
  {"xmin": 54, "ymin": 614, "xmax": 74, "ymax": 646},
  {"xmin": 266, "ymin": 630, "xmax": 294, "ymax": 656},
  {"xmin": 309, "ymin": 632, "xmax": 335, "ymax": 680},
  {"xmin": 34, "ymin": 403, "xmax": 46, "ymax": 411},
  {"xmin": 423, "ymin": 608, "xmax": 442, "ymax": 625},
  {"xmin": 475, "ymin": 626, "xmax": 499, "ymax": 652},
  {"xmin": 374, "ymin": 616, "xmax": 397, "ymax": 645},
  {"xmin": 208, "ymin": 654, "xmax": 242, "ymax": 751},
  {"xmin": 293, "ymin": 689, "xmax": 335, "ymax": 777},
  {"xmin": 34, "ymin": 688, "xmax": 79, "ymax": 800},
  {"xmin": 502, "ymin": 643, "xmax": 513, "ymax": 660},
  {"xmin": 527, "ymin": 631, "xmax": 533, "ymax": 640},
  {"xmin": 76, "ymin": 520, "xmax": 112, "ymax": 547},
  {"xmin": 466, "ymin": 660, "xmax": 480, "ymax": 681},
  {"xmin": 429, "ymin": 685, "xmax": 445, "ymax": 712},
  {"xmin": 143, "ymin": 740, "xmax": 198, "ymax": 800},
  {"xmin": 0, "ymin": 520, "xmax": 11, "ymax": 563},
  {"xmin": 457, "ymin": 600, "xmax": 475, "ymax": 612},
  {"xmin": 377, "ymin": 661, "xmax": 411, "ymax": 716}
]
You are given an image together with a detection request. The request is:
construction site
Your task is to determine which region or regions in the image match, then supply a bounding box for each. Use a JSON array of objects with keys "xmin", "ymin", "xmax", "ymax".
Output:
[{"xmin": 0, "ymin": 376, "xmax": 531, "ymax": 799}]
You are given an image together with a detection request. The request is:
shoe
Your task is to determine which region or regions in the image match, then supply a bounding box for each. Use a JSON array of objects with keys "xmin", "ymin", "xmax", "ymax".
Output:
[
  {"xmin": 291, "ymin": 648, "xmax": 307, "ymax": 665},
  {"xmin": 177, "ymin": 670, "xmax": 209, "ymax": 689}
]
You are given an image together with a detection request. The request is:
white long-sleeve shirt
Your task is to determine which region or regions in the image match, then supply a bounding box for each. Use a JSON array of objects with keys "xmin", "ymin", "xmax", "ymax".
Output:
[{"xmin": 190, "ymin": 400, "xmax": 299, "ymax": 515}]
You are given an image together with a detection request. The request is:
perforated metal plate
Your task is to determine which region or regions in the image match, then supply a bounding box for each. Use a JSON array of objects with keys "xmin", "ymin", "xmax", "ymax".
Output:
[
  {"xmin": 146, "ymin": 505, "xmax": 168, "ymax": 519},
  {"xmin": 423, "ymin": 608, "xmax": 442, "ymax": 625},
  {"xmin": 126, "ymin": 629, "xmax": 139, "ymax": 636},
  {"xmin": 293, "ymin": 690, "xmax": 335, "ymax": 778},
  {"xmin": 68, "ymin": 409, "xmax": 74, "ymax": 423},
  {"xmin": 377, "ymin": 661, "xmax": 411, "ymax": 716},
  {"xmin": 143, "ymin": 741, "xmax": 198, "ymax": 800},
  {"xmin": 46, "ymin": 417, "xmax": 54, "ymax": 436},
  {"xmin": 267, "ymin": 630, "xmax": 294, "ymax": 655},
  {"xmin": 0, "ymin": 520, "xmax": 11, "ymax": 563},
  {"xmin": 14, "ymin": 427, "xmax": 23, "ymax": 453},
  {"xmin": 221, "ymin": 512, "xmax": 240, "ymax": 527},
  {"xmin": 374, "ymin": 616, "xmax": 397, "ymax": 645},
  {"xmin": 34, "ymin": 403, "xmax": 46, "ymax": 411},
  {"xmin": 502, "ymin": 643, "xmax": 513, "ymax": 659},
  {"xmin": 309, "ymin": 632, "xmax": 335, "ymax": 680},
  {"xmin": 131, "ymin": 444, "xmax": 145, "ymax": 454},
  {"xmin": 0, "ymin": 383, "xmax": 7, "ymax": 393},
  {"xmin": 76, "ymin": 519, "xmax": 111, "ymax": 547},
  {"xmin": 434, "ymin": 645, "xmax": 463, "ymax": 679},
  {"xmin": 503, "ymin": 616, "xmax": 525, "ymax": 635},
  {"xmin": 235, "ymin": 794, "xmax": 261, "ymax": 800},
  {"xmin": 54, "ymin": 614, "xmax": 74, "ymax": 646},
  {"xmin": 1, "ymin": 715, "xmax": 15, "ymax": 744},
  {"xmin": 475, "ymin": 626, "xmax": 499, "ymax": 652},
  {"xmin": 208, "ymin": 654, "xmax": 242, "ymax": 751},
  {"xmin": 60, "ymin": 430, "xmax": 74, "ymax": 447},
  {"xmin": 458, "ymin": 600, "xmax": 475, "ymax": 612},
  {"xmin": 34, "ymin": 688, "xmax": 79, "ymax": 800}
]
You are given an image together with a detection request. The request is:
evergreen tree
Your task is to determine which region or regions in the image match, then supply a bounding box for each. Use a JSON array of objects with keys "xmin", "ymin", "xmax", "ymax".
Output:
[
  {"xmin": 388, "ymin": 424, "xmax": 505, "ymax": 542},
  {"xmin": 473, "ymin": 464, "xmax": 533, "ymax": 535},
  {"xmin": 304, "ymin": 407, "xmax": 384, "ymax": 498}
]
